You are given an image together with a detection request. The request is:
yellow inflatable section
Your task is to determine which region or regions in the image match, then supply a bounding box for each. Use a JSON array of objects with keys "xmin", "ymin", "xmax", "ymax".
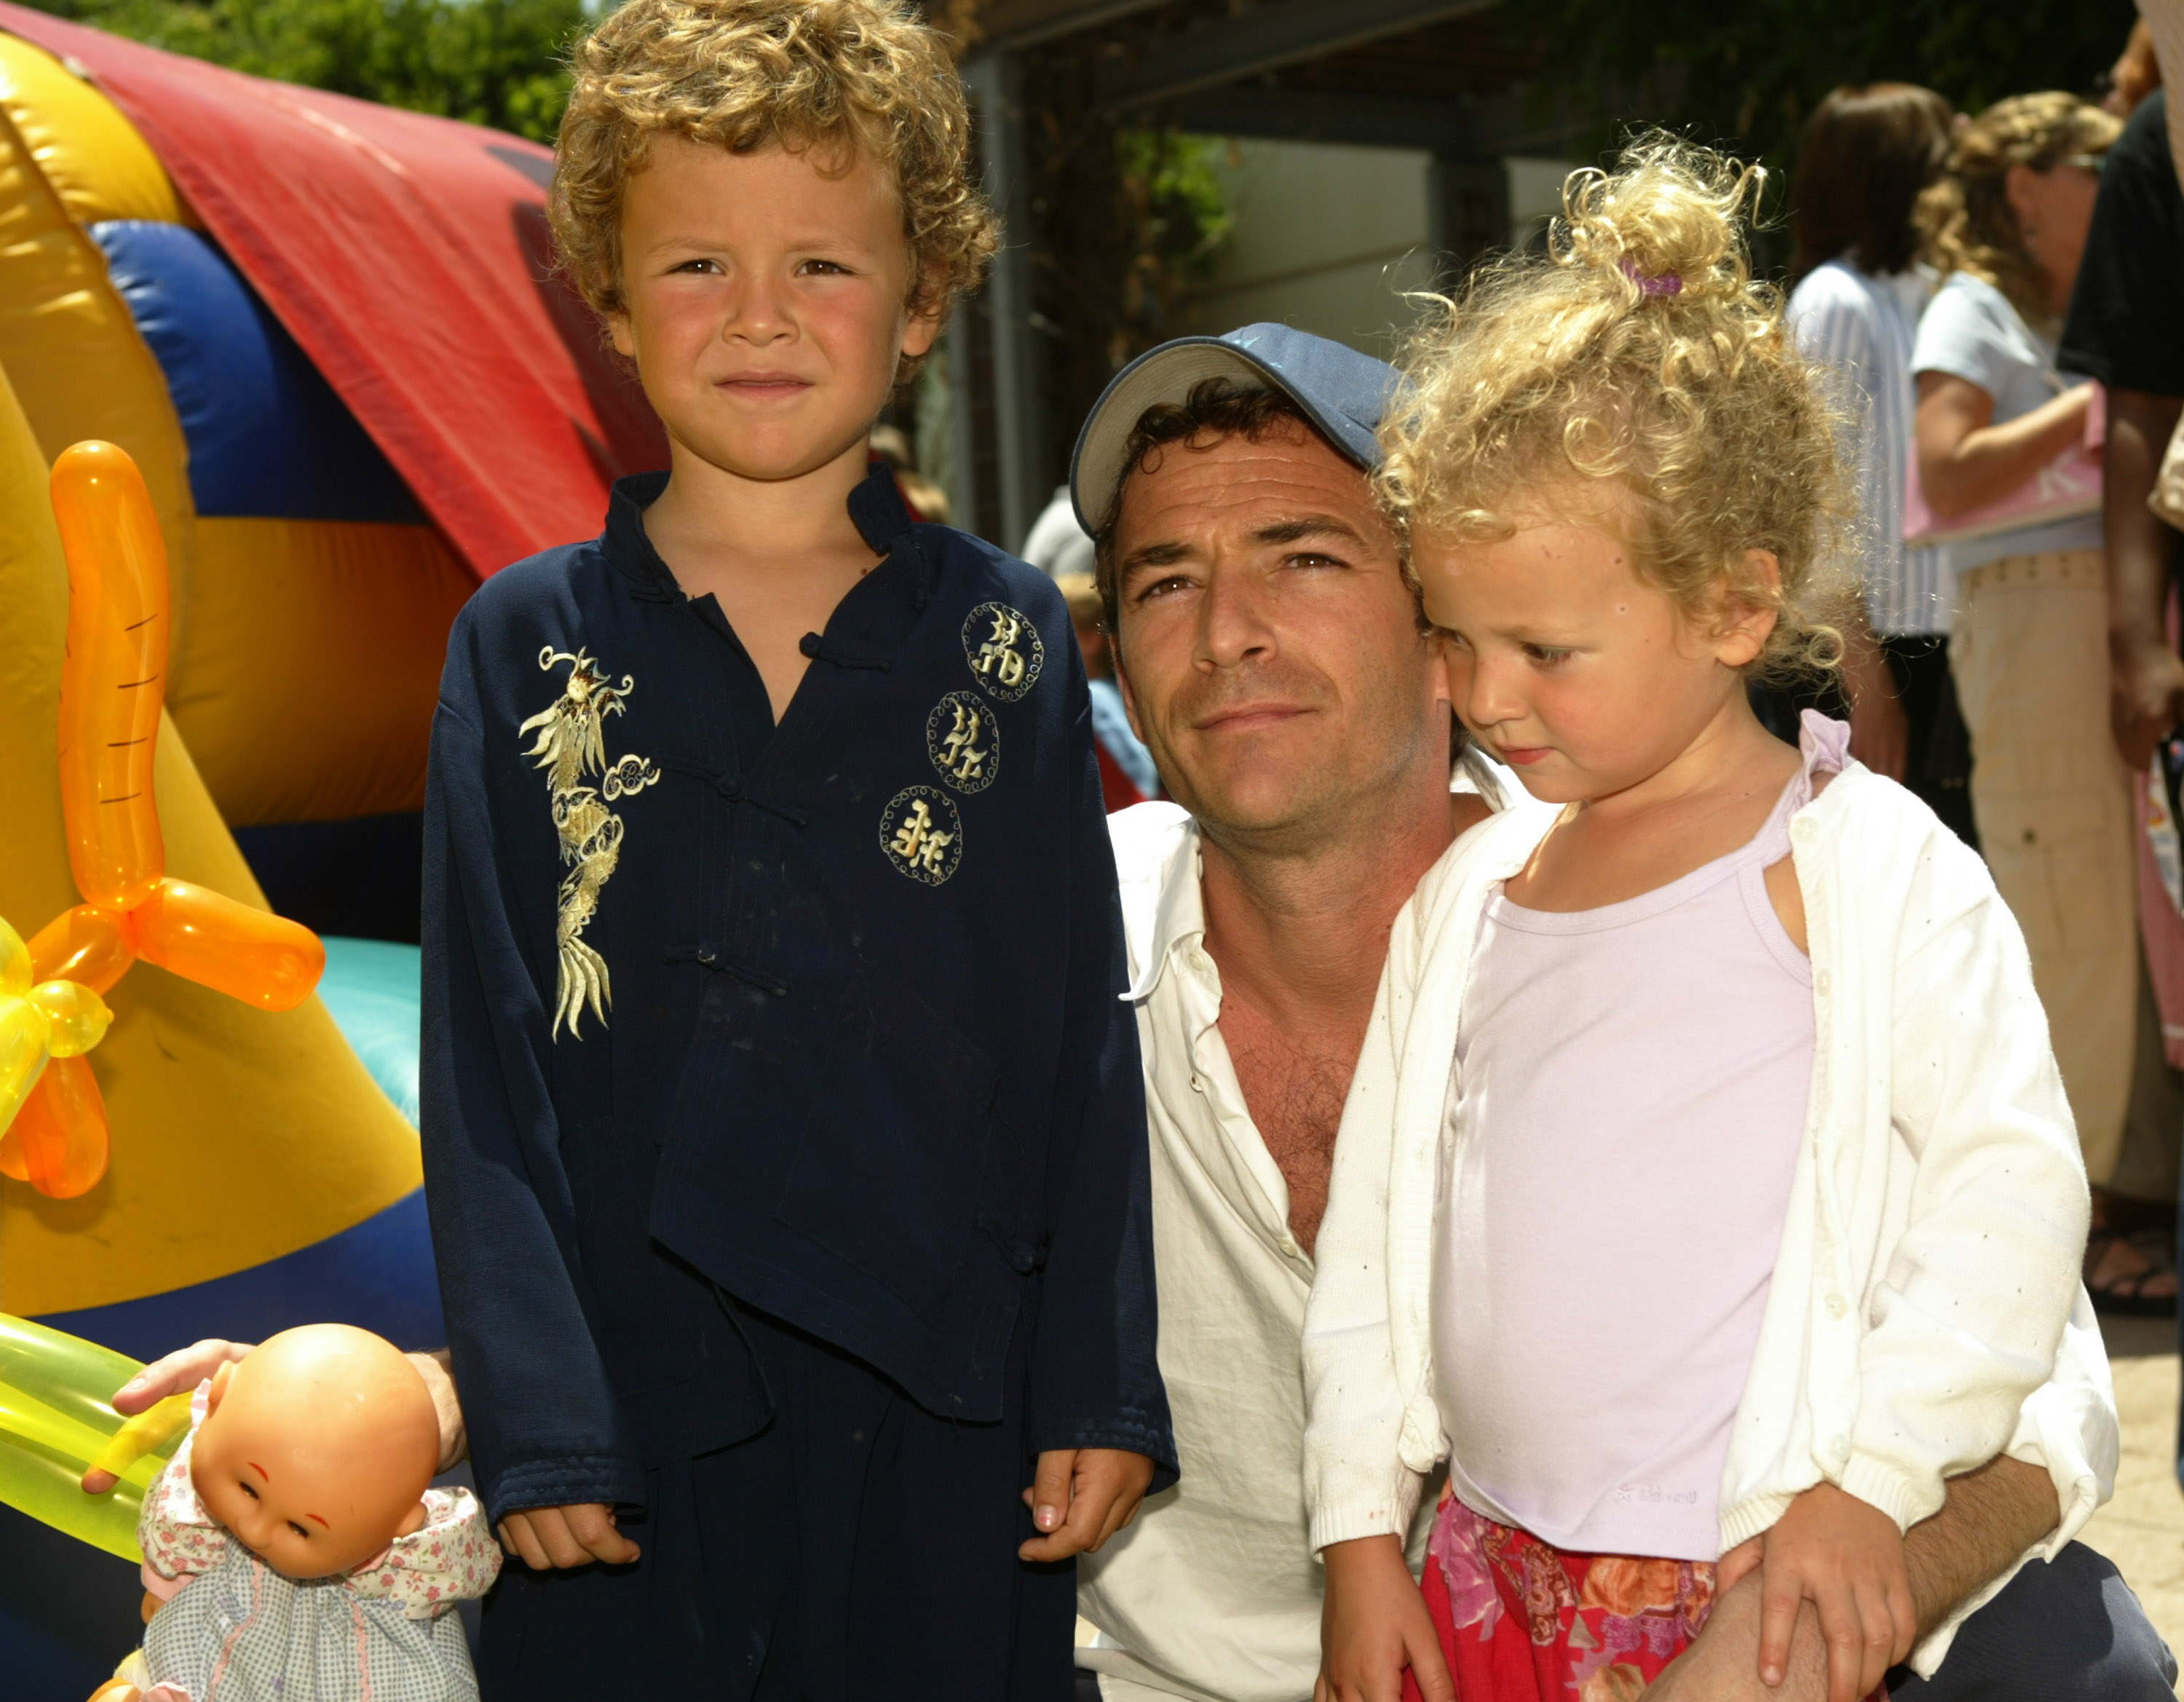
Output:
[
  {"xmin": 0, "ymin": 358, "xmax": 420, "ymax": 1318},
  {"xmin": 0, "ymin": 31, "xmax": 472, "ymax": 831},
  {"xmin": 0, "ymin": 38, "xmax": 194, "ymax": 664}
]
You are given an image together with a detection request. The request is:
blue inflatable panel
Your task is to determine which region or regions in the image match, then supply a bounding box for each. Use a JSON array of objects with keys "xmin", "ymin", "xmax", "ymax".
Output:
[
  {"xmin": 89, "ymin": 219, "xmax": 423, "ymax": 523},
  {"xmin": 317, "ymin": 936, "xmax": 422, "ymax": 1124},
  {"xmin": 31, "ymin": 1187, "xmax": 444, "ymax": 1361}
]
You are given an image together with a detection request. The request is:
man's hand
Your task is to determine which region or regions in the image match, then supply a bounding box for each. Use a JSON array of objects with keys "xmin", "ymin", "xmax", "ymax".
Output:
[
  {"xmin": 1315, "ymin": 1534, "xmax": 1452, "ymax": 1702},
  {"xmin": 1717, "ymin": 1484, "xmax": 1912, "ymax": 1702},
  {"xmin": 85, "ymin": 1338, "xmax": 467, "ymax": 1492},
  {"xmin": 498, "ymin": 1503, "xmax": 641, "ymax": 1570},
  {"xmin": 2111, "ymin": 635, "xmax": 2184, "ymax": 772},
  {"xmin": 1018, "ymin": 1447, "xmax": 1154, "ymax": 1562}
]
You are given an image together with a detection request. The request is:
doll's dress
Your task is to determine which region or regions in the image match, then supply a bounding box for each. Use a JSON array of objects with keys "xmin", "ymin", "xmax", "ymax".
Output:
[{"xmin": 129, "ymin": 1385, "xmax": 501, "ymax": 1702}]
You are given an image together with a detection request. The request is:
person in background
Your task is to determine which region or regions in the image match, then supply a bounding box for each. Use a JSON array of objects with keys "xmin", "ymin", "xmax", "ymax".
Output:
[
  {"xmin": 1024, "ymin": 484, "xmax": 1100, "ymax": 580},
  {"xmin": 2060, "ymin": 45, "xmax": 2184, "ymax": 1444},
  {"xmin": 869, "ymin": 420, "xmax": 952, "ymax": 523},
  {"xmin": 1907, "ymin": 95, "xmax": 2160, "ymax": 1312},
  {"xmin": 1056, "ymin": 569, "xmax": 1161, "ymax": 810},
  {"xmin": 1785, "ymin": 84, "xmax": 1975, "ymax": 844},
  {"xmin": 2105, "ymin": 20, "xmax": 2164, "ymax": 119}
]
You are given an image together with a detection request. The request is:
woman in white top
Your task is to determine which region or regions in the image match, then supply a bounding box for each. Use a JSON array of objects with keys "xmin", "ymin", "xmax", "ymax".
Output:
[
  {"xmin": 1784, "ymin": 85, "xmax": 1969, "ymax": 842},
  {"xmin": 1909, "ymin": 97, "xmax": 2153, "ymax": 1286}
]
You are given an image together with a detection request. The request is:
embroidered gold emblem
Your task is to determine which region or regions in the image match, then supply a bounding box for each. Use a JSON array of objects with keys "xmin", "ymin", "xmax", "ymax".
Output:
[
  {"xmin": 925, "ymin": 691, "xmax": 999, "ymax": 793},
  {"xmin": 962, "ymin": 601, "xmax": 1043, "ymax": 702},
  {"xmin": 518, "ymin": 646, "xmax": 660, "ymax": 1038},
  {"xmin": 879, "ymin": 785, "xmax": 963, "ymax": 885}
]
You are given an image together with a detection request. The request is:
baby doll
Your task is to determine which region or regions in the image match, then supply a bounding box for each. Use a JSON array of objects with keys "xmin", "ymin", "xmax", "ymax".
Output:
[{"xmin": 92, "ymin": 1324, "xmax": 499, "ymax": 1702}]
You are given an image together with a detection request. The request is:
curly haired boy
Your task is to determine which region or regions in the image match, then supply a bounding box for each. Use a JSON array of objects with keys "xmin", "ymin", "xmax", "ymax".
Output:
[{"xmin": 416, "ymin": 4, "xmax": 1174, "ymax": 1695}]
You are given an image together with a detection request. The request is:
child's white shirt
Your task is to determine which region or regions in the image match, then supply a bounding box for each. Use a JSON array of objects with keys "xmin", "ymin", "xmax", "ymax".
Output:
[{"xmin": 1300, "ymin": 741, "xmax": 2116, "ymax": 1677}]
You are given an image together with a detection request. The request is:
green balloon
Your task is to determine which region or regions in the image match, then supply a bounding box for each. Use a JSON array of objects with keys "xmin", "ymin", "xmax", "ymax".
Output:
[{"xmin": 0, "ymin": 1312, "xmax": 186, "ymax": 1562}]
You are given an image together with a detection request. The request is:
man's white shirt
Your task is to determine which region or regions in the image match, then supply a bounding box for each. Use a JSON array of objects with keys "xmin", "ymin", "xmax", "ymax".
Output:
[
  {"xmin": 1077, "ymin": 803, "xmax": 1320, "ymax": 1702},
  {"xmin": 1080, "ymin": 804, "xmax": 1423, "ymax": 1702}
]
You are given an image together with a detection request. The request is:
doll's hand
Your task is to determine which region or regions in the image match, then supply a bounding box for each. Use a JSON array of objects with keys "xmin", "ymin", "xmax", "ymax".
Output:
[
  {"xmin": 1017, "ymin": 1448, "xmax": 1154, "ymax": 1562},
  {"xmin": 1315, "ymin": 1534, "xmax": 1452, "ymax": 1702},
  {"xmin": 498, "ymin": 1503, "xmax": 640, "ymax": 1570},
  {"xmin": 1719, "ymin": 1483, "xmax": 1913, "ymax": 1702}
]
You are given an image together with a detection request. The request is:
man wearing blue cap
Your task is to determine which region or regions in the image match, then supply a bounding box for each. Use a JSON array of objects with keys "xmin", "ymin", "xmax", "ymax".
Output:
[{"xmin": 1069, "ymin": 325, "xmax": 2173, "ymax": 1702}]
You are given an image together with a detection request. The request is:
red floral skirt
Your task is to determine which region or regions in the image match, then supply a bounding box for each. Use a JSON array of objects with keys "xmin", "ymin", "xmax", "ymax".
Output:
[{"xmin": 1401, "ymin": 1495, "xmax": 1720, "ymax": 1702}]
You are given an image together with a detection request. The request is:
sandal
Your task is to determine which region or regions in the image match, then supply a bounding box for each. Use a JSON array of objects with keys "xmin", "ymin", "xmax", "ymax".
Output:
[{"xmin": 2085, "ymin": 1226, "xmax": 2180, "ymax": 1318}]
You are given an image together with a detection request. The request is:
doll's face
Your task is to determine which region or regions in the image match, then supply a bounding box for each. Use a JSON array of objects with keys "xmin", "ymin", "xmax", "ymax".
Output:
[{"xmin": 190, "ymin": 1325, "xmax": 438, "ymax": 1580}]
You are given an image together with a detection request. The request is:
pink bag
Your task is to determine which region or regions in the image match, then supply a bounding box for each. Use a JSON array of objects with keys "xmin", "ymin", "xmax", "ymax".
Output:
[{"xmin": 1904, "ymin": 383, "xmax": 2104, "ymax": 547}]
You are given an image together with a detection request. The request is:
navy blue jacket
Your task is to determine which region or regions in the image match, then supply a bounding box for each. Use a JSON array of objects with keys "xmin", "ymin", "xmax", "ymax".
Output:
[{"xmin": 419, "ymin": 467, "xmax": 1174, "ymax": 1521}]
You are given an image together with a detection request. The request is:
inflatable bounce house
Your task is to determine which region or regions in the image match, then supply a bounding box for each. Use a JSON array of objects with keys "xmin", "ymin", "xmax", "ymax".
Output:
[{"xmin": 0, "ymin": 5, "xmax": 663, "ymax": 1688}]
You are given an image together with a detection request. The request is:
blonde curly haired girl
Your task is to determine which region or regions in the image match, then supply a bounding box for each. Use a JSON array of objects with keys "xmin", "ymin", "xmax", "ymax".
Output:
[
  {"xmin": 1380, "ymin": 135, "xmax": 1853, "ymax": 684},
  {"xmin": 1305, "ymin": 135, "xmax": 2100, "ymax": 1702}
]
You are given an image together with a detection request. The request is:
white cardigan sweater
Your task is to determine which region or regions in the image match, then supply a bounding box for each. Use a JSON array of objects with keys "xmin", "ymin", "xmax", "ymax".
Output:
[{"xmin": 1300, "ymin": 755, "xmax": 2118, "ymax": 1675}]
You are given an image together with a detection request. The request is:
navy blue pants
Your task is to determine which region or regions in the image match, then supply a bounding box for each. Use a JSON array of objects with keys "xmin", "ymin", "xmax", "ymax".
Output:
[
  {"xmin": 1889, "ymin": 1540, "xmax": 2175, "ymax": 1699},
  {"xmin": 478, "ymin": 1305, "xmax": 1075, "ymax": 1701}
]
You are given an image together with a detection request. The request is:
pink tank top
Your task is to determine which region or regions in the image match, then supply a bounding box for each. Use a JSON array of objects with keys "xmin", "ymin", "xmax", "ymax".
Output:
[{"xmin": 1432, "ymin": 719, "xmax": 1843, "ymax": 1561}]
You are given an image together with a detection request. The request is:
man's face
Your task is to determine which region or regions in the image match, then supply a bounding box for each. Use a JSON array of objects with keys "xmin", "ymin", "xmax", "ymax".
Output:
[{"xmin": 1110, "ymin": 421, "xmax": 1449, "ymax": 847}]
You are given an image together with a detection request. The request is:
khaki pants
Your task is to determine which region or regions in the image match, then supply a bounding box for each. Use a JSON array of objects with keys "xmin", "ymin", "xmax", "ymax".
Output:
[{"xmin": 1950, "ymin": 550, "xmax": 2137, "ymax": 1182}]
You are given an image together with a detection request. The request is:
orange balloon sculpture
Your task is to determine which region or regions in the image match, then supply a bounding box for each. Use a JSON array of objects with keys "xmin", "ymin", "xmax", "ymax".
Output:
[
  {"xmin": 0, "ymin": 443, "xmax": 330, "ymax": 1200},
  {"xmin": 52, "ymin": 443, "xmax": 168, "ymax": 915}
]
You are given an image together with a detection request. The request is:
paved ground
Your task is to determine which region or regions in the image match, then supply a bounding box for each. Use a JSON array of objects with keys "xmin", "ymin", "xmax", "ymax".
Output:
[{"xmin": 2085, "ymin": 1313, "xmax": 2184, "ymax": 1671}]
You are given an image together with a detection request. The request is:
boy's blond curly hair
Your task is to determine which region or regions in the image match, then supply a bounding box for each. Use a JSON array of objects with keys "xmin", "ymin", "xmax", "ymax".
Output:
[
  {"xmin": 1378, "ymin": 135, "xmax": 1853, "ymax": 684},
  {"xmin": 552, "ymin": 0, "xmax": 997, "ymax": 342},
  {"xmin": 1916, "ymin": 93, "xmax": 2119, "ymax": 330}
]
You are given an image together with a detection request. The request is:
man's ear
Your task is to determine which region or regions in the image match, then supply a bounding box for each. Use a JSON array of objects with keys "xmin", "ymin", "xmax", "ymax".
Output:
[{"xmin": 206, "ymin": 1360, "xmax": 237, "ymax": 1414}]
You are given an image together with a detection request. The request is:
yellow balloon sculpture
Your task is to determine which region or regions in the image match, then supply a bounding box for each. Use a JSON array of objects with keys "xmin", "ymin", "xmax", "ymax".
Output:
[
  {"xmin": 0, "ymin": 441, "xmax": 328, "ymax": 1200},
  {"xmin": 0, "ymin": 1311, "xmax": 189, "ymax": 1562}
]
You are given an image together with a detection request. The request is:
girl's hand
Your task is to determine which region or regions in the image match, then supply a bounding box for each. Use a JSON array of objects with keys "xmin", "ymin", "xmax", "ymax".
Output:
[
  {"xmin": 1718, "ymin": 1484, "xmax": 1913, "ymax": 1702},
  {"xmin": 1018, "ymin": 1448, "xmax": 1155, "ymax": 1562},
  {"xmin": 1315, "ymin": 1535, "xmax": 1452, "ymax": 1702},
  {"xmin": 498, "ymin": 1503, "xmax": 640, "ymax": 1570}
]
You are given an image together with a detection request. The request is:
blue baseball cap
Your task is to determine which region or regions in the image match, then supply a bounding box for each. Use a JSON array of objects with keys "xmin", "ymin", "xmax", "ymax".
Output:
[{"xmin": 1069, "ymin": 322, "xmax": 1401, "ymax": 535}]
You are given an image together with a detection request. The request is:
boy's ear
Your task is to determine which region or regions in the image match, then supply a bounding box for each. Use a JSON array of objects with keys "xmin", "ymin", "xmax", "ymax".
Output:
[
  {"xmin": 608, "ymin": 309, "xmax": 637, "ymax": 363},
  {"xmin": 206, "ymin": 1359, "xmax": 237, "ymax": 1414},
  {"xmin": 901, "ymin": 288, "xmax": 944, "ymax": 361}
]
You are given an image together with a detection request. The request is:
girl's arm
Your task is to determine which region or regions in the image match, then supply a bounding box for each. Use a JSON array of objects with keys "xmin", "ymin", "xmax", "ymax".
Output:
[
  {"xmin": 1912, "ymin": 372, "xmax": 2093, "ymax": 518},
  {"xmin": 1302, "ymin": 887, "xmax": 1436, "ymax": 1701},
  {"xmin": 1840, "ymin": 818, "xmax": 2090, "ymax": 1536},
  {"xmin": 1299, "ymin": 895, "xmax": 1428, "ymax": 1556}
]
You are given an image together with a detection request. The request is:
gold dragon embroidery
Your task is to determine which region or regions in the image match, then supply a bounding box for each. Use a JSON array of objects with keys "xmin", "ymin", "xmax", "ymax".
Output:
[{"xmin": 518, "ymin": 646, "xmax": 660, "ymax": 1039}]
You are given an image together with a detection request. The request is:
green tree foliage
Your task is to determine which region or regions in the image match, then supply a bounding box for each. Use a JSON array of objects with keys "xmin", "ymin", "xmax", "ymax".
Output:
[
  {"xmin": 23, "ymin": 0, "xmax": 582, "ymax": 141},
  {"xmin": 1523, "ymin": 0, "xmax": 2139, "ymax": 182}
]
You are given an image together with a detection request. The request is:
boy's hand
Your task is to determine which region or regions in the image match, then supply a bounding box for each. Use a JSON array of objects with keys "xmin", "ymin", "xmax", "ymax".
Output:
[
  {"xmin": 498, "ymin": 1503, "xmax": 640, "ymax": 1570},
  {"xmin": 1718, "ymin": 1483, "xmax": 1913, "ymax": 1702},
  {"xmin": 1315, "ymin": 1534, "xmax": 1452, "ymax": 1702},
  {"xmin": 1017, "ymin": 1448, "xmax": 1154, "ymax": 1562}
]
